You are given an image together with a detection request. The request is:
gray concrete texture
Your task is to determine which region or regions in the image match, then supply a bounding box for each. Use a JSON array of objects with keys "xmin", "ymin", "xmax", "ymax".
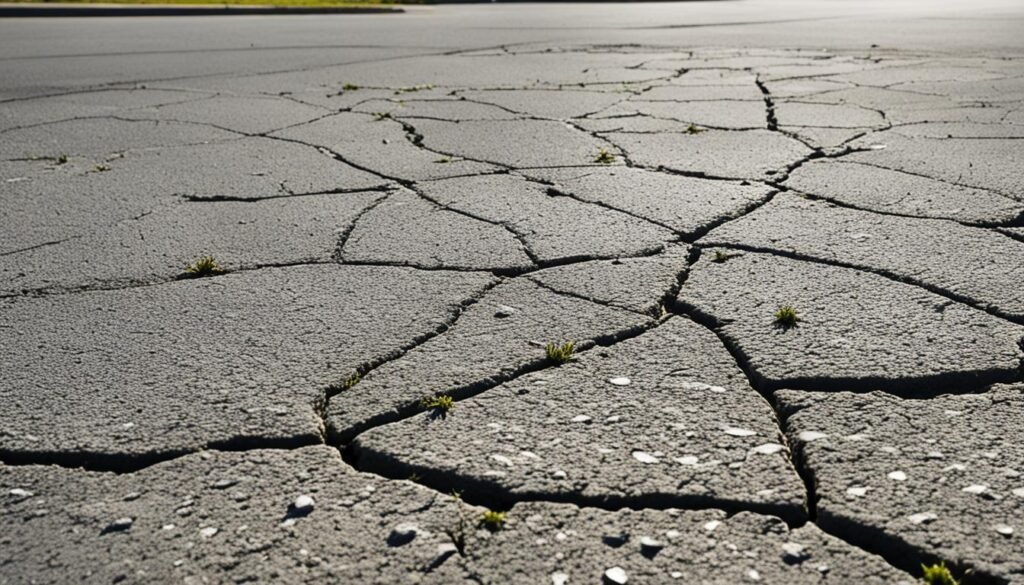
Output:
[{"xmin": 2, "ymin": 3, "xmax": 1024, "ymax": 582}]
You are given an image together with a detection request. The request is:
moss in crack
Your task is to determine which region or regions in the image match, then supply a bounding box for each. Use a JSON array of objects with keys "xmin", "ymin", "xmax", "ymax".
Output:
[
  {"xmin": 920, "ymin": 562, "xmax": 959, "ymax": 585},
  {"xmin": 342, "ymin": 83, "xmax": 360, "ymax": 91},
  {"xmin": 183, "ymin": 256, "xmax": 226, "ymax": 278},
  {"xmin": 594, "ymin": 148, "xmax": 616, "ymax": 164},
  {"xmin": 479, "ymin": 510, "xmax": 507, "ymax": 532},
  {"xmin": 545, "ymin": 341, "xmax": 576, "ymax": 364}
]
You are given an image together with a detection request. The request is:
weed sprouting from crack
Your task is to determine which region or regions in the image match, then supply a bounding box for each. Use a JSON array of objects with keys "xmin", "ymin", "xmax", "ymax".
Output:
[
  {"xmin": 182, "ymin": 255, "xmax": 226, "ymax": 278},
  {"xmin": 773, "ymin": 305, "xmax": 800, "ymax": 331},
  {"xmin": 685, "ymin": 124, "xmax": 706, "ymax": 135},
  {"xmin": 342, "ymin": 83, "xmax": 360, "ymax": 91},
  {"xmin": 479, "ymin": 510, "xmax": 507, "ymax": 532},
  {"xmin": 545, "ymin": 341, "xmax": 576, "ymax": 364},
  {"xmin": 435, "ymin": 156, "xmax": 452, "ymax": 164},
  {"xmin": 91, "ymin": 164, "xmax": 110, "ymax": 173},
  {"xmin": 712, "ymin": 250, "xmax": 740, "ymax": 263},
  {"xmin": 395, "ymin": 84, "xmax": 434, "ymax": 95},
  {"xmin": 341, "ymin": 372, "xmax": 361, "ymax": 390},
  {"xmin": 422, "ymin": 394, "xmax": 454, "ymax": 416},
  {"xmin": 373, "ymin": 112, "xmax": 393, "ymax": 121},
  {"xmin": 594, "ymin": 148, "xmax": 616, "ymax": 164},
  {"xmin": 56, "ymin": 154, "xmax": 68, "ymax": 165},
  {"xmin": 920, "ymin": 562, "xmax": 960, "ymax": 585}
]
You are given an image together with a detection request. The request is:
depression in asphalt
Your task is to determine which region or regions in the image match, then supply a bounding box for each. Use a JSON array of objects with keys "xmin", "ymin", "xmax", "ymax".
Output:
[{"xmin": 1, "ymin": 0, "xmax": 1023, "ymax": 583}]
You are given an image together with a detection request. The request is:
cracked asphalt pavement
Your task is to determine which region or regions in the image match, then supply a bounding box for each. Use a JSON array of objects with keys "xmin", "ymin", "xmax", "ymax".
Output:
[{"xmin": 2, "ymin": 1, "xmax": 1024, "ymax": 583}]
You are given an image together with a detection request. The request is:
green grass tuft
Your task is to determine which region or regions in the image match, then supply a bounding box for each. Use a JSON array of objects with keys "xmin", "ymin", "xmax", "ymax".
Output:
[
  {"xmin": 594, "ymin": 148, "xmax": 616, "ymax": 164},
  {"xmin": 342, "ymin": 83, "xmax": 360, "ymax": 91},
  {"xmin": 372, "ymin": 111, "xmax": 393, "ymax": 121},
  {"xmin": 56, "ymin": 154, "xmax": 68, "ymax": 165},
  {"xmin": 685, "ymin": 124, "xmax": 706, "ymax": 135},
  {"xmin": 480, "ymin": 510, "xmax": 507, "ymax": 531},
  {"xmin": 773, "ymin": 305, "xmax": 800, "ymax": 330},
  {"xmin": 435, "ymin": 156, "xmax": 452, "ymax": 164},
  {"xmin": 183, "ymin": 256, "xmax": 226, "ymax": 278},
  {"xmin": 921, "ymin": 562, "xmax": 959, "ymax": 585},
  {"xmin": 545, "ymin": 341, "xmax": 576, "ymax": 364},
  {"xmin": 422, "ymin": 394, "xmax": 454, "ymax": 412},
  {"xmin": 342, "ymin": 372, "xmax": 361, "ymax": 390}
]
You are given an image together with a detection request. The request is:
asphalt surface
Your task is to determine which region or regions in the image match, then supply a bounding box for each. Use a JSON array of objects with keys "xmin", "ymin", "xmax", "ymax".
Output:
[{"xmin": 2, "ymin": 2, "xmax": 1024, "ymax": 583}]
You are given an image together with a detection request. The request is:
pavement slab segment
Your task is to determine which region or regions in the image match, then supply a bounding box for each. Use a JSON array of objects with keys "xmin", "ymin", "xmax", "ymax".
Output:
[
  {"xmin": 1, "ymin": 190, "xmax": 385, "ymax": 294},
  {"xmin": 701, "ymin": 192, "xmax": 1024, "ymax": 322},
  {"xmin": 0, "ymin": 265, "xmax": 495, "ymax": 466},
  {"xmin": 778, "ymin": 384, "xmax": 1024, "ymax": 583},
  {"xmin": 675, "ymin": 250, "xmax": 1023, "ymax": 393},
  {"xmin": 352, "ymin": 316, "xmax": 807, "ymax": 523},
  {"xmin": 0, "ymin": 445, "xmax": 914, "ymax": 584},
  {"xmin": 325, "ymin": 277, "xmax": 653, "ymax": 442},
  {"xmin": 782, "ymin": 158, "xmax": 1024, "ymax": 224},
  {"xmin": 340, "ymin": 188, "xmax": 535, "ymax": 273},
  {"xmin": 416, "ymin": 173, "xmax": 676, "ymax": 263}
]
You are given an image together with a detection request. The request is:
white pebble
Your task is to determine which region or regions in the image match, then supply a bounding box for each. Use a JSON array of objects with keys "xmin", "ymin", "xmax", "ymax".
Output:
[
  {"xmin": 995, "ymin": 524, "xmax": 1014, "ymax": 536},
  {"xmin": 724, "ymin": 427, "xmax": 756, "ymax": 437},
  {"xmin": 888, "ymin": 471, "xmax": 907, "ymax": 481},
  {"xmin": 751, "ymin": 443, "xmax": 785, "ymax": 455},
  {"xmin": 200, "ymin": 527, "xmax": 218, "ymax": 538},
  {"xmin": 293, "ymin": 495, "xmax": 315, "ymax": 513},
  {"xmin": 639, "ymin": 536, "xmax": 664, "ymax": 550},
  {"xmin": 846, "ymin": 486, "xmax": 868, "ymax": 497},
  {"xmin": 571, "ymin": 415, "xmax": 592, "ymax": 423},
  {"xmin": 632, "ymin": 451, "xmax": 659, "ymax": 464},
  {"xmin": 962, "ymin": 484, "xmax": 988, "ymax": 495},
  {"xmin": 747, "ymin": 569, "xmax": 761, "ymax": 581},
  {"xmin": 608, "ymin": 377, "xmax": 631, "ymax": 386},
  {"xmin": 1012, "ymin": 488, "xmax": 1024, "ymax": 498},
  {"xmin": 675, "ymin": 456, "xmax": 699, "ymax": 466},
  {"xmin": 9, "ymin": 488, "xmax": 33, "ymax": 498},
  {"xmin": 703, "ymin": 520, "xmax": 721, "ymax": 532},
  {"xmin": 551, "ymin": 572, "xmax": 569, "ymax": 585},
  {"xmin": 908, "ymin": 512, "xmax": 937, "ymax": 525},
  {"xmin": 604, "ymin": 567, "xmax": 628, "ymax": 584},
  {"xmin": 492, "ymin": 454, "xmax": 514, "ymax": 467}
]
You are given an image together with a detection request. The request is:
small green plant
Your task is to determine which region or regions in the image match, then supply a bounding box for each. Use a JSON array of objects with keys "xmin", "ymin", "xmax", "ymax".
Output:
[
  {"xmin": 435, "ymin": 157, "xmax": 452, "ymax": 164},
  {"xmin": 594, "ymin": 148, "xmax": 615, "ymax": 164},
  {"xmin": 394, "ymin": 84, "xmax": 434, "ymax": 95},
  {"xmin": 92, "ymin": 164, "xmax": 110, "ymax": 173},
  {"xmin": 773, "ymin": 305, "xmax": 800, "ymax": 330},
  {"xmin": 341, "ymin": 372, "xmax": 361, "ymax": 390},
  {"xmin": 183, "ymin": 256, "xmax": 226, "ymax": 278},
  {"xmin": 685, "ymin": 124, "xmax": 706, "ymax": 135},
  {"xmin": 372, "ymin": 112, "xmax": 392, "ymax": 121},
  {"xmin": 480, "ymin": 510, "xmax": 507, "ymax": 531},
  {"xmin": 423, "ymin": 394, "xmax": 454, "ymax": 412},
  {"xmin": 921, "ymin": 562, "xmax": 959, "ymax": 585},
  {"xmin": 712, "ymin": 250, "xmax": 739, "ymax": 263},
  {"xmin": 545, "ymin": 341, "xmax": 576, "ymax": 364},
  {"xmin": 342, "ymin": 83, "xmax": 360, "ymax": 91},
  {"xmin": 56, "ymin": 154, "xmax": 68, "ymax": 165}
]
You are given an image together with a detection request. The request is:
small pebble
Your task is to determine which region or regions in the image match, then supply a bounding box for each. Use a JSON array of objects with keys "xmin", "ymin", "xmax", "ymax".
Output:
[
  {"xmin": 571, "ymin": 415, "xmax": 592, "ymax": 423},
  {"xmin": 846, "ymin": 486, "xmax": 868, "ymax": 497},
  {"xmin": 1013, "ymin": 488, "xmax": 1024, "ymax": 498},
  {"xmin": 293, "ymin": 495, "xmax": 316, "ymax": 514},
  {"xmin": 781, "ymin": 542, "xmax": 809, "ymax": 563},
  {"xmin": 639, "ymin": 536, "xmax": 664, "ymax": 550},
  {"xmin": 888, "ymin": 471, "xmax": 907, "ymax": 481},
  {"xmin": 962, "ymin": 484, "xmax": 988, "ymax": 495},
  {"xmin": 724, "ymin": 427, "xmax": 756, "ymax": 437},
  {"xmin": 9, "ymin": 488, "xmax": 33, "ymax": 498},
  {"xmin": 200, "ymin": 527, "xmax": 218, "ymax": 538},
  {"xmin": 908, "ymin": 512, "xmax": 937, "ymax": 525},
  {"xmin": 494, "ymin": 305, "xmax": 516, "ymax": 318},
  {"xmin": 675, "ymin": 456, "xmax": 699, "ymax": 466},
  {"xmin": 608, "ymin": 377, "xmax": 631, "ymax": 386},
  {"xmin": 747, "ymin": 569, "xmax": 761, "ymax": 581},
  {"xmin": 388, "ymin": 523, "xmax": 419, "ymax": 546},
  {"xmin": 995, "ymin": 524, "xmax": 1014, "ymax": 537},
  {"xmin": 551, "ymin": 572, "xmax": 569, "ymax": 585},
  {"xmin": 703, "ymin": 520, "xmax": 721, "ymax": 532},
  {"xmin": 751, "ymin": 443, "xmax": 784, "ymax": 455},
  {"xmin": 604, "ymin": 566, "xmax": 628, "ymax": 584},
  {"xmin": 632, "ymin": 451, "xmax": 659, "ymax": 464}
]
